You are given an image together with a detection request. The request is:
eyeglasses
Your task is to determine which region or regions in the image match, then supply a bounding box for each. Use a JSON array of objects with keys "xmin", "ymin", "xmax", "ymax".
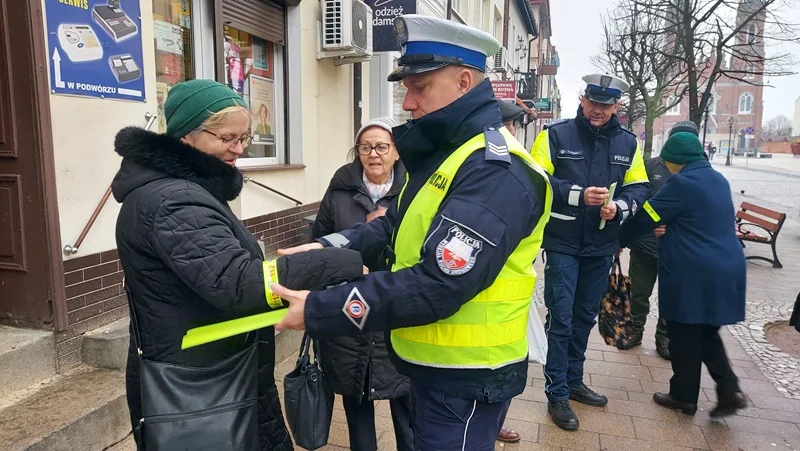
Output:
[
  {"xmin": 203, "ymin": 129, "xmax": 252, "ymax": 147},
  {"xmin": 354, "ymin": 143, "xmax": 392, "ymax": 156}
]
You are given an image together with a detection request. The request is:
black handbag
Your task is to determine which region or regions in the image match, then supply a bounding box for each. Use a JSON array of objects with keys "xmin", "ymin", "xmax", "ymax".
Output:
[
  {"xmin": 124, "ymin": 280, "xmax": 260, "ymax": 451},
  {"xmin": 283, "ymin": 332, "xmax": 334, "ymax": 450}
]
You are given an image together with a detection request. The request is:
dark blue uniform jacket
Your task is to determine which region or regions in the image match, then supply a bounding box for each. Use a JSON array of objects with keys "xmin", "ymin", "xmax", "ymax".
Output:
[
  {"xmin": 532, "ymin": 109, "xmax": 649, "ymax": 257},
  {"xmin": 620, "ymin": 160, "xmax": 746, "ymax": 326},
  {"xmin": 306, "ymin": 80, "xmax": 547, "ymax": 402}
]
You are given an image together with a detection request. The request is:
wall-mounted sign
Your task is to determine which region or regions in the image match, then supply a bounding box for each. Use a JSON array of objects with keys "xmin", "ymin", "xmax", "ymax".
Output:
[
  {"xmin": 746, "ymin": 126, "xmax": 754, "ymax": 135},
  {"xmin": 491, "ymin": 81, "xmax": 517, "ymax": 102},
  {"xmin": 45, "ymin": 0, "xmax": 146, "ymax": 102},
  {"xmin": 364, "ymin": 0, "xmax": 418, "ymax": 52},
  {"xmin": 534, "ymin": 98, "xmax": 552, "ymax": 110}
]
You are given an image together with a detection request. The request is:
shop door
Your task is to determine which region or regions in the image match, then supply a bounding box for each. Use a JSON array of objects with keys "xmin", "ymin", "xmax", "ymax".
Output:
[{"xmin": 0, "ymin": 0, "xmax": 56, "ymax": 328}]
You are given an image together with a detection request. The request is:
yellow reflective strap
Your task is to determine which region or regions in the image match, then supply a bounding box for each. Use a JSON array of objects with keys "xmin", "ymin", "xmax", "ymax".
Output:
[
  {"xmin": 181, "ymin": 309, "xmax": 288, "ymax": 350},
  {"xmin": 263, "ymin": 259, "xmax": 282, "ymax": 308},
  {"xmin": 643, "ymin": 201, "xmax": 661, "ymax": 223}
]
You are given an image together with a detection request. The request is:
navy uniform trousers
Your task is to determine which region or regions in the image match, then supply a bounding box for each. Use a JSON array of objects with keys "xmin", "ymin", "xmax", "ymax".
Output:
[
  {"xmin": 409, "ymin": 384, "xmax": 511, "ymax": 451},
  {"xmin": 543, "ymin": 250, "xmax": 613, "ymax": 401}
]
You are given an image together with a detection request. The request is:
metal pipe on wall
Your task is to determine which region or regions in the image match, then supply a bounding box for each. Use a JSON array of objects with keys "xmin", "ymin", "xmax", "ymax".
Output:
[{"xmin": 354, "ymin": 63, "xmax": 362, "ymax": 140}]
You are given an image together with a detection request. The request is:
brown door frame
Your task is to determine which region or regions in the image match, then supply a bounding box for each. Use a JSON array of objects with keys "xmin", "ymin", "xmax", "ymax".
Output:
[{"xmin": 26, "ymin": 0, "xmax": 68, "ymax": 331}]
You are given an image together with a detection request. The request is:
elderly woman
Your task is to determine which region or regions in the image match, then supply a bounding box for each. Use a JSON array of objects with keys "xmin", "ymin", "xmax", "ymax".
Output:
[
  {"xmin": 112, "ymin": 79, "xmax": 295, "ymax": 450},
  {"xmin": 620, "ymin": 132, "xmax": 747, "ymax": 418},
  {"xmin": 311, "ymin": 117, "xmax": 414, "ymax": 451}
]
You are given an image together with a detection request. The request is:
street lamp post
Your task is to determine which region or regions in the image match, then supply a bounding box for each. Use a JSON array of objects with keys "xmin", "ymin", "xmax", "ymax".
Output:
[
  {"xmin": 726, "ymin": 116, "xmax": 737, "ymax": 166},
  {"xmin": 702, "ymin": 103, "xmax": 710, "ymax": 151}
]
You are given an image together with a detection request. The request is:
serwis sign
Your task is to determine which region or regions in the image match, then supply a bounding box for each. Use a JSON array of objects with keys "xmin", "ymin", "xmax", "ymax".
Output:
[{"xmin": 364, "ymin": 0, "xmax": 418, "ymax": 52}]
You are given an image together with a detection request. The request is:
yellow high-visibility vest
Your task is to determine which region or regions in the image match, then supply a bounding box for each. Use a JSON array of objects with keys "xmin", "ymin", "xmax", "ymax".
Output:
[{"xmin": 390, "ymin": 127, "xmax": 552, "ymax": 370}]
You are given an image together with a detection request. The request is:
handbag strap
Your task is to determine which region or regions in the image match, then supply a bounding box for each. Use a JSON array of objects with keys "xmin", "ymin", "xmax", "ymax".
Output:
[
  {"xmin": 612, "ymin": 254, "xmax": 625, "ymax": 277},
  {"xmin": 122, "ymin": 277, "xmax": 145, "ymax": 358},
  {"xmin": 296, "ymin": 332, "xmax": 322, "ymax": 367}
]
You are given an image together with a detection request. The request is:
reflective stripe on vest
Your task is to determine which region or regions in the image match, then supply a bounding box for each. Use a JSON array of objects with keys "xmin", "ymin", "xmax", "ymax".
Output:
[{"xmin": 390, "ymin": 127, "xmax": 553, "ymax": 370}]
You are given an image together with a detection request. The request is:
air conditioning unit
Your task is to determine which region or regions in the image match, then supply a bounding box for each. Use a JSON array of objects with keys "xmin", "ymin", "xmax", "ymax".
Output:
[
  {"xmin": 492, "ymin": 47, "xmax": 508, "ymax": 72},
  {"xmin": 317, "ymin": 0, "xmax": 373, "ymax": 65}
]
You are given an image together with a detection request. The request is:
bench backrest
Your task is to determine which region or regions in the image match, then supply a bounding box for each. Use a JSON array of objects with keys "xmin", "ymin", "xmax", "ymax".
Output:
[{"xmin": 736, "ymin": 202, "xmax": 786, "ymax": 233}]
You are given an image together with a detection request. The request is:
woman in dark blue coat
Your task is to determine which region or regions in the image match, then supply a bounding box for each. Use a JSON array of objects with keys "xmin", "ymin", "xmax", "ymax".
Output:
[{"xmin": 620, "ymin": 131, "xmax": 747, "ymax": 418}]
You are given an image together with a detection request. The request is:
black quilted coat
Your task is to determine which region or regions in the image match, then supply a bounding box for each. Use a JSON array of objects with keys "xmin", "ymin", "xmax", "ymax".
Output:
[
  {"xmin": 311, "ymin": 160, "xmax": 410, "ymax": 400},
  {"xmin": 112, "ymin": 127, "xmax": 293, "ymax": 451}
]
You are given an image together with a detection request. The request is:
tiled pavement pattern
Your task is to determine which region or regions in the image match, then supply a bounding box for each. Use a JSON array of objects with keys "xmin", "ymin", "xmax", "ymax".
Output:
[{"xmin": 274, "ymin": 157, "xmax": 800, "ymax": 451}]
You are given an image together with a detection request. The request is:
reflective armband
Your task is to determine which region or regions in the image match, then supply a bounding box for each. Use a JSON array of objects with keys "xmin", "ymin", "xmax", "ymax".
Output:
[
  {"xmin": 263, "ymin": 259, "xmax": 282, "ymax": 308},
  {"xmin": 643, "ymin": 201, "xmax": 661, "ymax": 223}
]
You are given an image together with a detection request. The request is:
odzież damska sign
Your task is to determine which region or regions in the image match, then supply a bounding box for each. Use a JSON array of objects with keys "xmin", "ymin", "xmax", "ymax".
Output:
[{"xmin": 364, "ymin": 0, "xmax": 418, "ymax": 52}]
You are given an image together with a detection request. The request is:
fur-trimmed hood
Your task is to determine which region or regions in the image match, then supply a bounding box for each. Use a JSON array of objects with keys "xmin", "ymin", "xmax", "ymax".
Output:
[{"xmin": 111, "ymin": 127, "xmax": 243, "ymax": 203}]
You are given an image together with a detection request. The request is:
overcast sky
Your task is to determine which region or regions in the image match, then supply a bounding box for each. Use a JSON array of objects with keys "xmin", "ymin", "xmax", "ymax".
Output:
[{"xmin": 549, "ymin": 1, "xmax": 800, "ymax": 122}]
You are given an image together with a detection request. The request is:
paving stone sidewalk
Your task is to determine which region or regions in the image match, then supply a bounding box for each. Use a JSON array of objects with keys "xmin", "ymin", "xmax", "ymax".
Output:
[{"xmin": 275, "ymin": 160, "xmax": 800, "ymax": 451}]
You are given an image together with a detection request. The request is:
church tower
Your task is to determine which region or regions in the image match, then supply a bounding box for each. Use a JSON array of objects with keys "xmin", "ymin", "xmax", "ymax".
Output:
[
  {"xmin": 731, "ymin": 0, "xmax": 767, "ymax": 76},
  {"xmin": 726, "ymin": 0, "xmax": 766, "ymax": 150}
]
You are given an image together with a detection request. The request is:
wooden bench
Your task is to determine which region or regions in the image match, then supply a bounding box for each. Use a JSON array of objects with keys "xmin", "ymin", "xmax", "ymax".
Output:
[{"xmin": 735, "ymin": 202, "xmax": 786, "ymax": 268}]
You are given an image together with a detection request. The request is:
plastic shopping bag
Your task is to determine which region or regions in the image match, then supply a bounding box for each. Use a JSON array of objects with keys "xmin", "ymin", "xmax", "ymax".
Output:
[{"xmin": 527, "ymin": 304, "xmax": 548, "ymax": 364}]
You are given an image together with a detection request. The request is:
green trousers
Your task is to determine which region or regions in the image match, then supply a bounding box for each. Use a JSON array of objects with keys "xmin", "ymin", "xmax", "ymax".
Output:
[{"xmin": 628, "ymin": 248, "xmax": 668, "ymax": 345}]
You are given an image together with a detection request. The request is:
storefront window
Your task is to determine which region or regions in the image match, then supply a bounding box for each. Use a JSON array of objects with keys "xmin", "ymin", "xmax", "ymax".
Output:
[
  {"xmin": 224, "ymin": 25, "xmax": 284, "ymax": 166},
  {"xmin": 152, "ymin": 0, "xmax": 195, "ymax": 133}
]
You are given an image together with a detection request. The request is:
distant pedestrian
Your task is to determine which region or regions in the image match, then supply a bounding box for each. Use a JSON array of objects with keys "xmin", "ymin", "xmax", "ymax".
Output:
[{"xmin": 620, "ymin": 131, "xmax": 748, "ymax": 418}]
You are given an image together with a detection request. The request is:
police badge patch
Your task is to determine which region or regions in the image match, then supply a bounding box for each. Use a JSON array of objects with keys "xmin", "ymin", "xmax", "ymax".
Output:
[
  {"xmin": 435, "ymin": 225, "xmax": 483, "ymax": 275},
  {"xmin": 342, "ymin": 287, "xmax": 370, "ymax": 330}
]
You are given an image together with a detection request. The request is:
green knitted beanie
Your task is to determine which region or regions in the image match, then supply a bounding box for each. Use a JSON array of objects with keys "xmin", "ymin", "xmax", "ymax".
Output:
[
  {"xmin": 164, "ymin": 80, "xmax": 247, "ymax": 138},
  {"xmin": 660, "ymin": 132, "xmax": 705, "ymax": 165}
]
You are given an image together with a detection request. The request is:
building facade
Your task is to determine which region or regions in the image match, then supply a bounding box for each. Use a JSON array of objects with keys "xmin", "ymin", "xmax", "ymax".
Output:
[
  {"xmin": 1, "ymin": 0, "xmax": 370, "ymax": 372},
  {"xmin": 0, "ymin": 0, "xmax": 559, "ymax": 374},
  {"xmin": 381, "ymin": 0, "xmax": 547, "ymax": 147},
  {"xmin": 521, "ymin": 0, "xmax": 561, "ymax": 149}
]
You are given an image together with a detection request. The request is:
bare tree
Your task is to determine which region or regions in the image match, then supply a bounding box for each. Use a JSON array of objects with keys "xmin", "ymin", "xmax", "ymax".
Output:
[
  {"xmin": 763, "ymin": 114, "xmax": 794, "ymax": 138},
  {"xmin": 594, "ymin": 0, "xmax": 688, "ymax": 158},
  {"xmin": 626, "ymin": 0, "xmax": 799, "ymax": 125}
]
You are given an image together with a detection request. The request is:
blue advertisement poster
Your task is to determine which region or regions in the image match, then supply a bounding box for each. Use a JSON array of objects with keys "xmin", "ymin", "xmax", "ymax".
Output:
[{"xmin": 45, "ymin": 0, "xmax": 146, "ymax": 102}]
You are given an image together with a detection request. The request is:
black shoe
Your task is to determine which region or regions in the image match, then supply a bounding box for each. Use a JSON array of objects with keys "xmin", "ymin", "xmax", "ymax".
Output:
[
  {"xmin": 653, "ymin": 392, "xmax": 697, "ymax": 415},
  {"xmin": 548, "ymin": 400, "xmax": 579, "ymax": 430},
  {"xmin": 656, "ymin": 340, "xmax": 671, "ymax": 360},
  {"xmin": 617, "ymin": 331, "xmax": 643, "ymax": 350},
  {"xmin": 710, "ymin": 392, "xmax": 748, "ymax": 418},
  {"xmin": 569, "ymin": 383, "xmax": 608, "ymax": 407}
]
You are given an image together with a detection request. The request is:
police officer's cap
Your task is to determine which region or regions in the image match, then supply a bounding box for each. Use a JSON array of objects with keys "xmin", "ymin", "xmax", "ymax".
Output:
[
  {"xmin": 388, "ymin": 15, "xmax": 501, "ymax": 82},
  {"xmin": 581, "ymin": 73, "xmax": 630, "ymax": 105},
  {"xmin": 498, "ymin": 100, "xmax": 525, "ymax": 123}
]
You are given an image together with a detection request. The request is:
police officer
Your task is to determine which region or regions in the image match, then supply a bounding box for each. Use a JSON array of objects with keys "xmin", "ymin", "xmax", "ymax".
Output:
[
  {"xmin": 624, "ymin": 120, "xmax": 700, "ymax": 359},
  {"xmin": 272, "ymin": 14, "xmax": 553, "ymax": 450},
  {"xmin": 530, "ymin": 74, "xmax": 649, "ymax": 430}
]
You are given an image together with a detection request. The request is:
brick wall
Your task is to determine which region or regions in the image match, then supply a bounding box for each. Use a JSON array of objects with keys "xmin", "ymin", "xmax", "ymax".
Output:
[
  {"xmin": 57, "ymin": 250, "xmax": 128, "ymax": 372},
  {"xmin": 243, "ymin": 202, "xmax": 321, "ymax": 257},
  {"xmin": 54, "ymin": 203, "xmax": 320, "ymax": 372}
]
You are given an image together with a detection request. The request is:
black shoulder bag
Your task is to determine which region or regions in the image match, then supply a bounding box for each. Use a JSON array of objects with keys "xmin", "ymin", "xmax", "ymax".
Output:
[
  {"xmin": 124, "ymin": 279, "xmax": 260, "ymax": 451},
  {"xmin": 283, "ymin": 332, "xmax": 334, "ymax": 450}
]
